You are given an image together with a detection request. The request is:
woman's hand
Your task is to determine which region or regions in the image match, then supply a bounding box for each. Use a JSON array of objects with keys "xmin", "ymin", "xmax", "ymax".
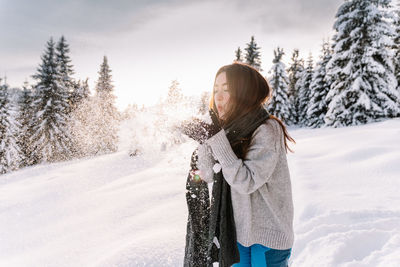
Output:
[{"xmin": 178, "ymin": 110, "xmax": 221, "ymax": 144}]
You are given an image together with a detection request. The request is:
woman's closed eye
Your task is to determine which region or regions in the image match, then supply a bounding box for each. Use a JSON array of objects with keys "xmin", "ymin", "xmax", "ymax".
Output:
[{"xmin": 214, "ymin": 88, "xmax": 229, "ymax": 94}]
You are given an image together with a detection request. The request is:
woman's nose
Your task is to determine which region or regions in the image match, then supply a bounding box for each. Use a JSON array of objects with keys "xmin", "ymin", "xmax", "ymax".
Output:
[{"xmin": 215, "ymin": 92, "xmax": 223, "ymax": 101}]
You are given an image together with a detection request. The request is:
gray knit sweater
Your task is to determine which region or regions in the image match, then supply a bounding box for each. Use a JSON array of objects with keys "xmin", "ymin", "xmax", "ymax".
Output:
[{"xmin": 197, "ymin": 118, "xmax": 294, "ymax": 250}]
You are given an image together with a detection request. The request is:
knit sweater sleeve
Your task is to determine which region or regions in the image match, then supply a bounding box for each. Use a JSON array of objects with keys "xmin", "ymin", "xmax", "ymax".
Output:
[{"xmin": 205, "ymin": 119, "xmax": 281, "ymax": 194}]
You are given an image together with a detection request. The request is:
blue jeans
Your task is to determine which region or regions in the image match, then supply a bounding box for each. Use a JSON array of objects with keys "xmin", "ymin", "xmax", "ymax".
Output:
[{"xmin": 232, "ymin": 242, "xmax": 291, "ymax": 267}]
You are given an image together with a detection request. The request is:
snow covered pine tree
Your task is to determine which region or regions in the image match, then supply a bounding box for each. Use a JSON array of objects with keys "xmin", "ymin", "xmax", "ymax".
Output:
[
  {"xmin": 244, "ymin": 36, "xmax": 263, "ymax": 72},
  {"xmin": 325, "ymin": 0, "xmax": 400, "ymax": 127},
  {"xmin": 297, "ymin": 54, "xmax": 314, "ymax": 127},
  {"xmin": 91, "ymin": 56, "xmax": 120, "ymax": 155},
  {"xmin": 393, "ymin": 1, "xmax": 400, "ymax": 95},
  {"xmin": 0, "ymin": 80, "xmax": 21, "ymax": 174},
  {"xmin": 17, "ymin": 81, "xmax": 34, "ymax": 167},
  {"xmin": 307, "ymin": 40, "xmax": 333, "ymax": 128},
  {"xmin": 266, "ymin": 47, "xmax": 291, "ymax": 124},
  {"xmin": 30, "ymin": 37, "xmax": 74, "ymax": 163},
  {"xmin": 56, "ymin": 36, "xmax": 75, "ymax": 115},
  {"xmin": 234, "ymin": 47, "xmax": 243, "ymax": 63},
  {"xmin": 287, "ymin": 49, "xmax": 304, "ymax": 126}
]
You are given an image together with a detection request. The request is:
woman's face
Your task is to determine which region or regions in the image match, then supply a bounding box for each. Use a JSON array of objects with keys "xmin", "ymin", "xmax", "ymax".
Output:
[{"xmin": 213, "ymin": 72, "xmax": 230, "ymax": 119}]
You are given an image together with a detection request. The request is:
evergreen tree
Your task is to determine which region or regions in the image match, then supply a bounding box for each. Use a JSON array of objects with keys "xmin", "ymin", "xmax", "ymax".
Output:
[
  {"xmin": 0, "ymin": 79, "xmax": 21, "ymax": 174},
  {"xmin": 244, "ymin": 36, "xmax": 262, "ymax": 71},
  {"xmin": 92, "ymin": 56, "xmax": 119, "ymax": 155},
  {"xmin": 307, "ymin": 40, "xmax": 333, "ymax": 128},
  {"xmin": 55, "ymin": 35, "xmax": 76, "ymax": 114},
  {"xmin": 393, "ymin": 1, "xmax": 400, "ymax": 94},
  {"xmin": 17, "ymin": 81, "xmax": 35, "ymax": 167},
  {"xmin": 234, "ymin": 47, "xmax": 243, "ymax": 62},
  {"xmin": 287, "ymin": 49, "xmax": 304, "ymax": 125},
  {"xmin": 56, "ymin": 36, "xmax": 74, "ymax": 89},
  {"xmin": 30, "ymin": 37, "xmax": 73, "ymax": 163},
  {"xmin": 325, "ymin": 0, "xmax": 400, "ymax": 127},
  {"xmin": 297, "ymin": 53, "xmax": 314, "ymax": 126},
  {"xmin": 266, "ymin": 47, "xmax": 291, "ymax": 124}
]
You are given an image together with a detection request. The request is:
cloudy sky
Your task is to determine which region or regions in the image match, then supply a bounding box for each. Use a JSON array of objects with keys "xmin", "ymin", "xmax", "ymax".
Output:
[{"xmin": 0, "ymin": 0, "xmax": 343, "ymax": 111}]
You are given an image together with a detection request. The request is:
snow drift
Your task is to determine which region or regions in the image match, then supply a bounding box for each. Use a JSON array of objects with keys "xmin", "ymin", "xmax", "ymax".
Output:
[{"xmin": 1, "ymin": 118, "xmax": 399, "ymax": 266}]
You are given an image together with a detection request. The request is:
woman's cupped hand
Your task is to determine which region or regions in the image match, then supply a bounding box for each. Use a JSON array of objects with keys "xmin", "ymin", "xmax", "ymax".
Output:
[{"xmin": 176, "ymin": 110, "xmax": 221, "ymax": 144}]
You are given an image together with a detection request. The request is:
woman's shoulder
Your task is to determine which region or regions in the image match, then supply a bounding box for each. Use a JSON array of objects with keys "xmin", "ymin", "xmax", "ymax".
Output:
[
  {"xmin": 253, "ymin": 118, "xmax": 282, "ymax": 137},
  {"xmin": 251, "ymin": 118, "xmax": 283, "ymax": 151}
]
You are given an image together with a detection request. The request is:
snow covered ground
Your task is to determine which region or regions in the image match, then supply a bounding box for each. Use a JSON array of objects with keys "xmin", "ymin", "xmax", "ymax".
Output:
[{"xmin": 1, "ymin": 118, "xmax": 399, "ymax": 267}]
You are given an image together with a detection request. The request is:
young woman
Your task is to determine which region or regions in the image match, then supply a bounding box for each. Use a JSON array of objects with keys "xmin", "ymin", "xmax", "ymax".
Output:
[{"xmin": 182, "ymin": 62, "xmax": 295, "ymax": 267}]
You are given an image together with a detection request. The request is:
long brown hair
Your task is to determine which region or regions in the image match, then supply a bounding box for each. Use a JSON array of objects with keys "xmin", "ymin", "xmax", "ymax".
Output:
[{"xmin": 209, "ymin": 62, "xmax": 295, "ymax": 154}]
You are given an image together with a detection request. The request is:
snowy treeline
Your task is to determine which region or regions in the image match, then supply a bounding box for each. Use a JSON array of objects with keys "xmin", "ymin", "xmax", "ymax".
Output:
[
  {"xmin": 0, "ymin": 34, "xmax": 210, "ymax": 175},
  {"xmin": 0, "ymin": 36, "xmax": 121, "ymax": 174},
  {"xmin": 239, "ymin": 0, "xmax": 400, "ymax": 127},
  {"xmin": 2, "ymin": 0, "xmax": 400, "ymax": 175}
]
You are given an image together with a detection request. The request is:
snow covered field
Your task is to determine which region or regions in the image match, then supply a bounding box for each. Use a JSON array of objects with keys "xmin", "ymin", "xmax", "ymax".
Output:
[{"xmin": 1, "ymin": 118, "xmax": 399, "ymax": 267}]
